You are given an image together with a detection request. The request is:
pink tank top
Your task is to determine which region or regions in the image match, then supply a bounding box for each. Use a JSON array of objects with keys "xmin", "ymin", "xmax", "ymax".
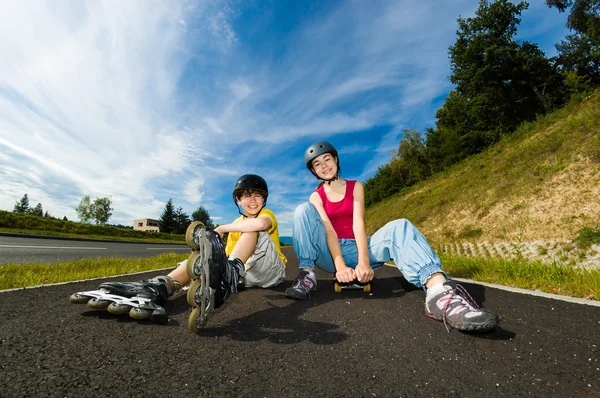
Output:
[{"xmin": 315, "ymin": 180, "xmax": 356, "ymax": 239}]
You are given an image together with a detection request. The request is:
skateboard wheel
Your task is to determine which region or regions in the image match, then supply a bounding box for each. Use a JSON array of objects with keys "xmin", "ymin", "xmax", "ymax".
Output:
[
  {"xmin": 334, "ymin": 282, "xmax": 342, "ymax": 293},
  {"xmin": 107, "ymin": 302, "xmax": 132, "ymax": 315},
  {"xmin": 185, "ymin": 221, "xmax": 206, "ymax": 250},
  {"xmin": 69, "ymin": 293, "xmax": 91, "ymax": 304},
  {"xmin": 129, "ymin": 307, "xmax": 152, "ymax": 320},
  {"xmin": 87, "ymin": 298, "xmax": 111, "ymax": 310},
  {"xmin": 363, "ymin": 283, "xmax": 371, "ymax": 293}
]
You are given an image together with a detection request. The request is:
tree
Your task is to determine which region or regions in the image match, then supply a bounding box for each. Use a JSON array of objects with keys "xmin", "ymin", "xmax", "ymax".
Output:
[
  {"xmin": 91, "ymin": 196, "xmax": 113, "ymax": 225},
  {"xmin": 394, "ymin": 128, "xmax": 432, "ymax": 185},
  {"xmin": 445, "ymin": 0, "xmax": 564, "ymax": 151},
  {"xmin": 13, "ymin": 194, "xmax": 30, "ymax": 214},
  {"xmin": 547, "ymin": 1, "xmax": 600, "ymax": 88},
  {"xmin": 191, "ymin": 205, "xmax": 215, "ymax": 229},
  {"xmin": 44, "ymin": 211, "xmax": 50, "ymax": 217},
  {"xmin": 63, "ymin": 216, "xmax": 68, "ymax": 221},
  {"xmin": 159, "ymin": 199, "xmax": 177, "ymax": 233},
  {"xmin": 30, "ymin": 203, "xmax": 43, "ymax": 217},
  {"xmin": 75, "ymin": 196, "xmax": 93, "ymax": 223},
  {"xmin": 546, "ymin": 0, "xmax": 600, "ymax": 43},
  {"xmin": 174, "ymin": 207, "xmax": 191, "ymax": 234}
]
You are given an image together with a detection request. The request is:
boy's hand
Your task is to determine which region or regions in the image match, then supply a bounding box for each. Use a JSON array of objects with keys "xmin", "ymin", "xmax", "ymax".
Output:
[
  {"xmin": 335, "ymin": 267, "xmax": 356, "ymax": 283},
  {"xmin": 213, "ymin": 226, "xmax": 225, "ymax": 238},
  {"xmin": 355, "ymin": 263, "xmax": 374, "ymax": 283}
]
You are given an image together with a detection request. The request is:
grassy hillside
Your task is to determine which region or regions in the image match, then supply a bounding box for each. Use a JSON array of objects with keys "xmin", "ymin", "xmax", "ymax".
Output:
[{"xmin": 365, "ymin": 92, "xmax": 600, "ymax": 247}]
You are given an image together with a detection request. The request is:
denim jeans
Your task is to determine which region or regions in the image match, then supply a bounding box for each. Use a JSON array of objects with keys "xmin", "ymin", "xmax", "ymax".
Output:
[{"xmin": 292, "ymin": 202, "xmax": 446, "ymax": 289}]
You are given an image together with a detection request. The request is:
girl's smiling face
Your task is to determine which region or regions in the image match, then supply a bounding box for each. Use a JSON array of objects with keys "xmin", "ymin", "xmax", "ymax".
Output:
[{"xmin": 311, "ymin": 152, "xmax": 338, "ymax": 180}]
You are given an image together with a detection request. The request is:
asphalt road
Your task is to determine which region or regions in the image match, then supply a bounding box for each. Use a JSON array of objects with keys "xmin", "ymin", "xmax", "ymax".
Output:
[
  {"xmin": 0, "ymin": 235, "xmax": 189, "ymax": 264},
  {"xmin": 0, "ymin": 247, "xmax": 599, "ymax": 397}
]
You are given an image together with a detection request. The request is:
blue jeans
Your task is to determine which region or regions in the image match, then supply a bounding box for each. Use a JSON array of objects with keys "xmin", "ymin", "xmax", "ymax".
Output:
[{"xmin": 292, "ymin": 202, "xmax": 446, "ymax": 290}]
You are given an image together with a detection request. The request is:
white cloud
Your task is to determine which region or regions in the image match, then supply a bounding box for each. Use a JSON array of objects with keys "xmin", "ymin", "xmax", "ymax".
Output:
[{"xmin": 0, "ymin": 0, "xmax": 567, "ymax": 229}]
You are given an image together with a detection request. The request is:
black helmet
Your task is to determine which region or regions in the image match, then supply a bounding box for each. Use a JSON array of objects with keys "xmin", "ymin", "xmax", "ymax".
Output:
[
  {"xmin": 233, "ymin": 174, "xmax": 268, "ymax": 197},
  {"xmin": 232, "ymin": 174, "xmax": 268, "ymax": 216},
  {"xmin": 304, "ymin": 141, "xmax": 340, "ymax": 181},
  {"xmin": 304, "ymin": 141, "xmax": 338, "ymax": 169}
]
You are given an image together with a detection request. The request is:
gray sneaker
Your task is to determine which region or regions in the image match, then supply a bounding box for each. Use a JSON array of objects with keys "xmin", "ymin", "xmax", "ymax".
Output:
[
  {"xmin": 425, "ymin": 281, "xmax": 498, "ymax": 332},
  {"xmin": 285, "ymin": 271, "xmax": 317, "ymax": 300}
]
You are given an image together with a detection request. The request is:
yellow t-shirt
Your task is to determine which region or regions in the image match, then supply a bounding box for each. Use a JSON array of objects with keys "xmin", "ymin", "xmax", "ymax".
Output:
[{"xmin": 225, "ymin": 208, "xmax": 287, "ymax": 264}]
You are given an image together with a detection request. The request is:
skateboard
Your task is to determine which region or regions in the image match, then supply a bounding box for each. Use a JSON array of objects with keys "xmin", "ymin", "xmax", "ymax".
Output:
[{"xmin": 333, "ymin": 274, "xmax": 372, "ymax": 293}]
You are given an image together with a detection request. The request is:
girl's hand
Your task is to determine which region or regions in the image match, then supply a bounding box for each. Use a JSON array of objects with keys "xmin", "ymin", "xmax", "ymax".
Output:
[
  {"xmin": 335, "ymin": 267, "xmax": 356, "ymax": 283},
  {"xmin": 355, "ymin": 263, "xmax": 374, "ymax": 283},
  {"xmin": 213, "ymin": 226, "xmax": 225, "ymax": 238}
]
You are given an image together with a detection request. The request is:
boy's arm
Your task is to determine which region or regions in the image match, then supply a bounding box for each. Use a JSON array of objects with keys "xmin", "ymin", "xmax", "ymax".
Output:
[{"xmin": 215, "ymin": 215, "xmax": 272, "ymax": 236}]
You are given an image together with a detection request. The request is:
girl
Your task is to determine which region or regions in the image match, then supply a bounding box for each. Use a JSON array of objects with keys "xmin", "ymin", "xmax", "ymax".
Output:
[{"xmin": 285, "ymin": 141, "xmax": 498, "ymax": 332}]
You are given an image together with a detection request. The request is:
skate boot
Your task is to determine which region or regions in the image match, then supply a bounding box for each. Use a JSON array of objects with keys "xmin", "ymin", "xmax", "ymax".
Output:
[
  {"xmin": 69, "ymin": 275, "xmax": 180, "ymax": 324},
  {"xmin": 185, "ymin": 221, "xmax": 245, "ymax": 332}
]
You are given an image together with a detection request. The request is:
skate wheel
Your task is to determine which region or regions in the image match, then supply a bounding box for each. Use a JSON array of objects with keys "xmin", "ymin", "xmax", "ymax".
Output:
[
  {"xmin": 107, "ymin": 302, "xmax": 132, "ymax": 315},
  {"xmin": 187, "ymin": 279, "xmax": 202, "ymax": 307},
  {"xmin": 69, "ymin": 293, "xmax": 91, "ymax": 304},
  {"xmin": 87, "ymin": 298, "xmax": 111, "ymax": 310},
  {"xmin": 363, "ymin": 283, "xmax": 371, "ymax": 293},
  {"xmin": 185, "ymin": 221, "xmax": 206, "ymax": 250},
  {"xmin": 129, "ymin": 307, "xmax": 152, "ymax": 320},
  {"xmin": 188, "ymin": 307, "xmax": 201, "ymax": 332},
  {"xmin": 334, "ymin": 282, "xmax": 342, "ymax": 293},
  {"xmin": 186, "ymin": 251, "xmax": 203, "ymax": 279}
]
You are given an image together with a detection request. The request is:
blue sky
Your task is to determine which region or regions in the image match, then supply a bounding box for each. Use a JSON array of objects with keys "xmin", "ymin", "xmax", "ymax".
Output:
[{"xmin": 0, "ymin": 1, "xmax": 569, "ymax": 236}]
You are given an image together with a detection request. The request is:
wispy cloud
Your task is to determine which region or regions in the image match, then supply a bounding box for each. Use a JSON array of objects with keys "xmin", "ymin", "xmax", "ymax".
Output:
[{"xmin": 0, "ymin": 1, "xmax": 568, "ymax": 236}]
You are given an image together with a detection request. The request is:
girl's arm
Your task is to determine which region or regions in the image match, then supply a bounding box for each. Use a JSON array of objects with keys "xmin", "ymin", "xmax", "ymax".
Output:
[
  {"xmin": 309, "ymin": 192, "xmax": 355, "ymax": 282},
  {"xmin": 214, "ymin": 215, "xmax": 272, "ymax": 236},
  {"xmin": 352, "ymin": 182, "xmax": 374, "ymax": 283}
]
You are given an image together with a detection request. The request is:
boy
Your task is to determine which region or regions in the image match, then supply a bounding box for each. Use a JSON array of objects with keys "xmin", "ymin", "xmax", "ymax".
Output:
[{"xmin": 69, "ymin": 174, "xmax": 287, "ymax": 332}]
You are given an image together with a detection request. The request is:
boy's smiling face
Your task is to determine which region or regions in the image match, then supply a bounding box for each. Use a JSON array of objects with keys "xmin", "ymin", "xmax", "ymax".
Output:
[{"xmin": 236, "ymin": 190, "xmax": 266, "ymax": 217}]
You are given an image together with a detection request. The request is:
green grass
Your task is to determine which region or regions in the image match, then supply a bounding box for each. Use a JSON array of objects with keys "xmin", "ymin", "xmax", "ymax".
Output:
[
  {"xmin": 0, "ymin": 253, "xmax": 189, "ymax": 290},
  {"xmin": 440, "ymin": 253, "xmax": 600, "ymax": 301},
  {"xmin": 364, "ymin": 90, "xmax": 600, "ymax": 242}
]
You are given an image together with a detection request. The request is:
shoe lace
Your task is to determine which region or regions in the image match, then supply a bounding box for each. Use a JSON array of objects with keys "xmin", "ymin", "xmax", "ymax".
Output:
[
  {"xmin": 292, "ymin": 273, "xmax": 314, "ymax": 294},
  {"xmin": 441, "ymin": 284, "xmax": 480, "ymax": 332}
]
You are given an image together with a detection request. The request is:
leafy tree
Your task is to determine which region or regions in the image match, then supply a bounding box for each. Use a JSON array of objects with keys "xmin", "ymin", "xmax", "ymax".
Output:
[
  {"xmin": 442, "ymin": 0, "xmax": 564, "ymax": 157},
  {"xmin": 30, "ymin": 203, "xmax": 43, "ymax": 217},
  {"xmin": 394, "ymin": 128, "xmax": 432, "ymax": 184},
  {"xmin": 546, "ymin": 0, "xmax": 600, "ymax": 42},
  {"xmin": 63, "ymin": 216, "xmax": 68, "ymax": 221},
  {"xmin": 44, "ymin": 211, "xmax": 50, "ymax": 217},
  {"xmin": 75, "ymin": 196, "xmax": 93, "ymax": 223},
  {"xmin": 159, "ymin": 199, "xmax": 177, "ymax": 233},
  {"xmin": 191, "ymin": 205, "xmax": 215, "ymax": 229},
  {"xmin": 174, "ymin": 207, "xmax": 191, "ymax": 234},
  {"xmin": 91, "ymin": 196, "xmax": 113, "ymax": 225},
  {"xmin": 547, "ymin": 1, "xmax": 600, "ymax": 89},
  {"xmin": 13, "ymin": 194, "xmax": 30, "ymax": 214}
]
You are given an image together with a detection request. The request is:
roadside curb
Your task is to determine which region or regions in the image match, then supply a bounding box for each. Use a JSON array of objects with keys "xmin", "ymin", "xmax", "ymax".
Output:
[
  {"xmin": 450, "ymin": 276, "xmax": 600, "ymax": 307},
  {"xmin": 0, "ymin": 232, "xmax": 185, "ymax": 245}
]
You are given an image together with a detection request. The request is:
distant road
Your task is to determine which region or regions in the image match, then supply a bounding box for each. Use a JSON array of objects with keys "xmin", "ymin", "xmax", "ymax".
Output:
[{"xmin": 0, "ymin": 235, "xmax": 190, "ymax": 264}]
